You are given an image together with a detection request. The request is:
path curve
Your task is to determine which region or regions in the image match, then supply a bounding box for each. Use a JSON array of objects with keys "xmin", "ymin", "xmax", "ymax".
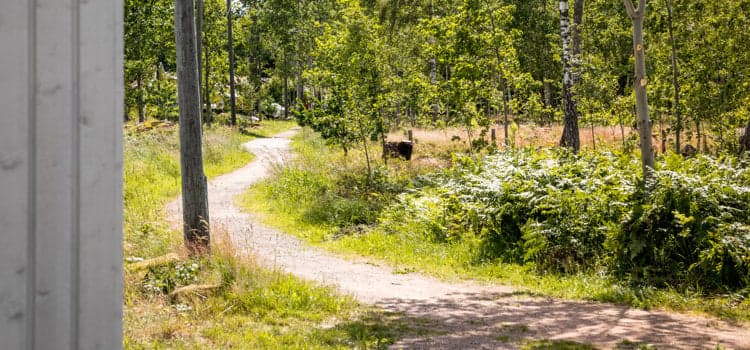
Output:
[{"xmin": 171, "ymin": 129, "xmax": 750, "ymax": 349}]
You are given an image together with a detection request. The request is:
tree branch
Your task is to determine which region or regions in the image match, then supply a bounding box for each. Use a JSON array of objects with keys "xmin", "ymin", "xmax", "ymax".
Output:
[{"xmin": 623, "ymin": 0, "xmax": 636, "ymax": 18}]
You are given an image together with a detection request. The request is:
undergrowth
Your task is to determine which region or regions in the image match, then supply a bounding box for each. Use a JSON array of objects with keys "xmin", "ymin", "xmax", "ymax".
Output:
[
  {"xmin": 123, "ymin": 120, "xmax": 413, "ymax": 348},
  {"xmin": 241, "ymin": 127, "xmax": 750, "ymax": 322}
]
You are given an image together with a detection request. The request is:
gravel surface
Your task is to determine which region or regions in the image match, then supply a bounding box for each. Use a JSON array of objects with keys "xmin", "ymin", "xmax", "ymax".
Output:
[{"xmin": 169, "ymin": 128, "xmax": 750, "ymax": 349}]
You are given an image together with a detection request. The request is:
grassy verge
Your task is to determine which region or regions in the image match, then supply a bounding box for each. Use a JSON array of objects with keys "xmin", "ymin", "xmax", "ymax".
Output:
[
  {"xmin": 124, "ymin": 120, "xmax": 296, "ymax": 257},
  {"xmin": 239, "ymin": 127, "xmax": 750, "ymax": 323},
  {"xmin": 124, "ymin": 120, "xmax": 414, "ymax": 348},
  {"xmin": 124, "ymin": 239, "xmax": 414, "ymax": 349}
]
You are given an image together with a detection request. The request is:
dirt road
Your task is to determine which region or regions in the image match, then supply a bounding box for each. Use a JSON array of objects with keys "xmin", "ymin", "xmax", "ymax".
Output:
[{"xmin": 171, "ymin": 128, "xmax": 750, "ymax": 349}]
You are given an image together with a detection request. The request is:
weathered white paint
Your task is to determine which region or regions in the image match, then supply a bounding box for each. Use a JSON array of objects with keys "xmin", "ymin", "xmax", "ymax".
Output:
[{"xmin": 0, "ymin": 0, "xmax": 123, "ymax": 349}]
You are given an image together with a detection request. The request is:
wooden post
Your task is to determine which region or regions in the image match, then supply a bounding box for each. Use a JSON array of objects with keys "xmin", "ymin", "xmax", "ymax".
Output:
[
  {"xmin": 0, "ymin": 0, "xmax": 124, "ymax": 348},
  {"xmin": 408, "ymin": 130, "xmax": 414, "ymax": 142}
]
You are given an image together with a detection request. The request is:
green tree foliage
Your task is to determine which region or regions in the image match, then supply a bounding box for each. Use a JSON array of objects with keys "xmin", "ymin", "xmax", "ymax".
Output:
[
  {"xmin": 125, "ymin": 0, "xmax": 750, "ymax": 150},
  {"xmin": 125, "ymin": 0, "xmax": 175, "ymax": 121},
  {"xmin": 303, "ymin": 1, "xmax": 386, "ymax": 176}
]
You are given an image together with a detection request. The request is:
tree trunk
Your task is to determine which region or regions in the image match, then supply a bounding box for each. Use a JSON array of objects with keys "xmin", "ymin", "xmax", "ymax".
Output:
[
  {"xmin": 503, "ymin": 84, "xmax": 510, "ymax": 146},
  {"xmin": 283, "ymin": 71, "xmax": 290, "ymax": 119},
  {"xmin": 488, "ymin": 5, "xmax": 510, "ymax": 147},
  {"xmin": 620, "ymin": 113, "xmax": 626, "ymax": 149},
  {"xmin": 429, "ymin": 0, "xmax": 438, "ymax": 123},
  {"xmin": 543, "ymin": 79, "xmax": 553, "ymax": 125},
  {"xmin": 395, "ymin": 101, "xmax": 402, "ymax": 127},
  {"xmin": 696, "ymin": 118, "xmax": 702, "ymax": 152},
  {"xmin": 136, "ymin": 73, "xmax": 145, "ymax": 123},
  {"xmin": 665, "ymin": 0, "xmax": 681, "ymax": 153},
  {"xmin": 358, "ymin": 117, "xmax": 372, "ymax": 181},
  {"xmin": 196, "ymin": 0, "xmax": 203, "ymax": 115},
  {"xmin": 558, "ymin": 0, "xmax": 581, "ymax": 152},
  {"xmin": 204, "ymin": 46, "xmax": 212, "ymax": 126},
  {"xmin": 157, "ymin": 62, "xmax": 165, "ymax": 120},
  {"xmin": 297, "ymin": 63, "xmax": 304, "ymax": 109},
  {"xmin": 251, "ymin": 13, "xmax": 262, "ymax": 117},
  {"xmin": 741, "ymin": 118, "xmax": 750, "ymax": 154},
  {"xmin": 174, "ymin": 0, "xmax": 210, "ymax": 254},
  {"xmin": 624, "ymin": 0, "xmax": 655, "ymax": 182},
  {"xmin": 226, "ymin": 0, "xmax": 237, "ymax": 126}
]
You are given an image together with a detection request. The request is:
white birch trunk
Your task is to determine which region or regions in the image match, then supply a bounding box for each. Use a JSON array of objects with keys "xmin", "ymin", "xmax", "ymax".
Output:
[{"xmin": 559, "ymin": 0, "xmax": 581, "ymax": 151}]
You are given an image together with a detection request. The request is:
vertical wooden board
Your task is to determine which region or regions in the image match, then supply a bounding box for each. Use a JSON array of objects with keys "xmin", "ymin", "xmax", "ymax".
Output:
[
  {"xmin": 1, "ymin": 0, "xmax": 122, "ymax": 348},
  {"xmin": 0, "ymin": 1, "xmax": 31, "ymax": 349},
  {"xmin": 33, "ymin": 0, "xmax": 76, "ymax": 347},
  {"xmin": 77, "ymin": 0, "xmax": 124, "ymax": 348}
]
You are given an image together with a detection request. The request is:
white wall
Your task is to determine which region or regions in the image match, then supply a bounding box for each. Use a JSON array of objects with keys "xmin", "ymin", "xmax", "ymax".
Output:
[{"xmin": 0, "ymin": 0, "xmax": 123, "ymax": 349}]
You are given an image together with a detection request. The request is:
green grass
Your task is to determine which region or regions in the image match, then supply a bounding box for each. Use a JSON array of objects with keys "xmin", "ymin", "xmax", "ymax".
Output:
[
  {"xmin": 123, "ymin": 120, "xmax": 417, "ymax": 348},
  {"xmin": 124, "ymin": 251, "xmax": 419, "ymax": 349},
  {"xmin": 123, "ymin": 120, "xmax": 295, "ymax": 258},
  {"xmin": 521, "ymin": 340, "xmax": 598, "ymax": 350},
  {"xmin": 238, "ymin": 127, "xmax": 750, "ymax": 323}
]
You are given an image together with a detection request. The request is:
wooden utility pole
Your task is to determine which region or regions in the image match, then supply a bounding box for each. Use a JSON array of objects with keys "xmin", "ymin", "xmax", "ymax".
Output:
[
  {"xmin": 175, "ymin": 0, "xmax": 211, "ymax": 254},
  {"xmin": 624, "ymin": 0, "xmax": 655, "ymax": 182}
]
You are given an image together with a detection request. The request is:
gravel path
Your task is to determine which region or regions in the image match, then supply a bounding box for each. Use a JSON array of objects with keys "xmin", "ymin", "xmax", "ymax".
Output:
[{"xmin": 170, "ymin": 129, "xmax": 750, "ymax": 349}]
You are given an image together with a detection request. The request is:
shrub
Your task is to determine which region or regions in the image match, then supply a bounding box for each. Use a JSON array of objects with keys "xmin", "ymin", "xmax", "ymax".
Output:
[
  {"xmin": 379, "ymin": 150, "xmax": 750, "ymax": 291},
  {"xmin": 611, "ymin": 154, "xmax": 750, "ymax": 291},
  {"xmin": 383, "ymin": 150, "xmax": 637, "ymax": 270}
]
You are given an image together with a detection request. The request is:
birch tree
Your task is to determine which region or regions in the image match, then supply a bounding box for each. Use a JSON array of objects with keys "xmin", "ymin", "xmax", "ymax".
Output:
[
  {"xmin": 174, "ymin": 0, "xmax": 211, "ymax": 254},
  {"xmin": 624, "ymin": 0, "xmax": 654, "ymax": 182},
  {"xmin": 558, "ymin": 0, "xmax": 581, "ymax": 151}
]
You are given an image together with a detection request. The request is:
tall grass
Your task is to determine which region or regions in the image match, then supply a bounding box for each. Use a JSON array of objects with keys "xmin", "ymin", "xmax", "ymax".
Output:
[
  {"xmin": 123, "ymin": 121, "xmax": 412, "ymax": 348},
  {"xmin": 123, "ymin": 121, "xmax": 295, "ymax": 257}
]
